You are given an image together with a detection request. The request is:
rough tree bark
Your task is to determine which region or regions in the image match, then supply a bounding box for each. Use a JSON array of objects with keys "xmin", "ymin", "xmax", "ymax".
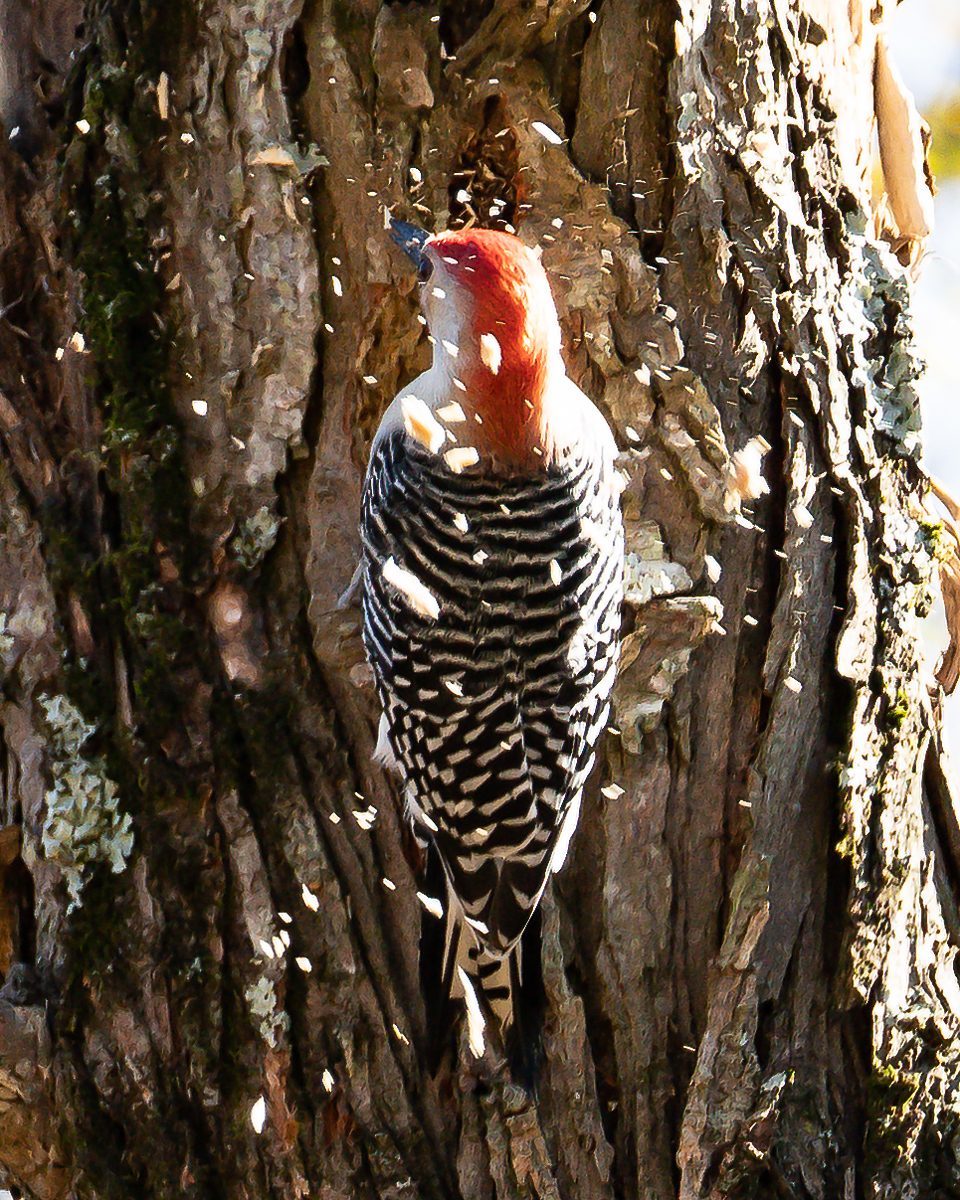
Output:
[{"xmin": 0, "ymin": 1, "xmax": 957, "ymax": 1198}]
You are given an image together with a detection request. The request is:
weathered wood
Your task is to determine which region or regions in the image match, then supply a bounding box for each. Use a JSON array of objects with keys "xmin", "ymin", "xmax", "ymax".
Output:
[{"xmin": 0, "ymin": 1, "xmax": 956, "ymax": 1198}]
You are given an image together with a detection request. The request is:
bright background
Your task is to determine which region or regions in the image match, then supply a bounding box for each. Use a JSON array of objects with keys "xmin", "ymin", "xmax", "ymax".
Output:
[{"xmin": 890, "ymin": 0, "xmax": 960, "ymax": 765}]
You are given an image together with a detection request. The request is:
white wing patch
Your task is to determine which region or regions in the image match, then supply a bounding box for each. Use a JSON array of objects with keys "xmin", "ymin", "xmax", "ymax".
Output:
[
  {"xmin": 444, "ymin": 446, "xmax": 480, "ymax": 473},
  {"xmin": 457, "ymin": 967, "xmax": 487, "ymax": 1057},
  {"xmin": 550, "ymin": 793, "xmax": 582, "ymax": 873},
  {"xmin": 401, "ymin": 396, "xmax": 446, "ymax": 453},
  {"xmin": 437, "ymin": 402, "xmax": 466, "ymax": 423},
  {"xmin": 374, "ymin": 713, "xmax": 399, "ymax": 769},
  {"xmin": 479, "ymin": 332, "xmax": 502, "ymax": 375},
  {"xmin": 383, "ymin": 556, "xmax": 441, "ymax": 619}
]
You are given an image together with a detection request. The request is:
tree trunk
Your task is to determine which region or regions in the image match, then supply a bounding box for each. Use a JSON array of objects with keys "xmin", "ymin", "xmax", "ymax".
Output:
[{"xmin": 1, "ymin": 1, "xmax": 957, "ymax": 1198}]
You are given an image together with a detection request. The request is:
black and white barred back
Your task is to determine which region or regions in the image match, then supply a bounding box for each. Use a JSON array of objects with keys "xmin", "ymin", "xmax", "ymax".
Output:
[{"xmin": 361, "ymin": 430, "xmax": 623, "ymax": 1033}]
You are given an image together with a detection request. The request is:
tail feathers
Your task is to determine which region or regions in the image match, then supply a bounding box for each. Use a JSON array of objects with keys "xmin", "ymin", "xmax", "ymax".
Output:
[
  {"xmin": 420, "ymin": 876, "xmax": 544, "ymax": 1083},
  {"xmin": 445, "ymin": 919, "xmax": 514, "ymax": 1052}
]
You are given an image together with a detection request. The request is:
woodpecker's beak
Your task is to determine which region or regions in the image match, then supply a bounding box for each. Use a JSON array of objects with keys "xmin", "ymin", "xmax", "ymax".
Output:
[{"xmin": 389, "ymin": 216, "xmax": 431, "ymax": 270}]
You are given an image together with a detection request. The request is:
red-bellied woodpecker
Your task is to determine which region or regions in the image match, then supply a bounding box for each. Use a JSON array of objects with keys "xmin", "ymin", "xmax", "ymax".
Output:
[{"xmin": 361, "ymin": 217, "xmax": 623, "ymax": 1070}]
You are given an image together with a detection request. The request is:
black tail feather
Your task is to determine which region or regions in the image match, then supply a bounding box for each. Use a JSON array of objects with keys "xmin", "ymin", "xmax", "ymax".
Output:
[
  {"xmin": 506, "ymin": 905, "xmax": 546, "ymax": 1089},
  {"xmin": 417, "ymin": 845, "xmax": 547, "ymax": 1086},
  {"xmin": 418, "ymin": 843, "xmax": 458, "ymax": 1074}
]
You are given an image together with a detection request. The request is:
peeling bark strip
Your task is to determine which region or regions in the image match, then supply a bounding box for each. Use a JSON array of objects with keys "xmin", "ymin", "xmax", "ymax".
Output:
[{"xmin": 0, "ymin": 1, "xmax": 954, "ymax": 1199}]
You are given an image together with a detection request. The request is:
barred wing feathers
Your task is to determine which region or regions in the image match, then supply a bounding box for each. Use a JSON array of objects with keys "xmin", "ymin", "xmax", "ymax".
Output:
[{"xmin": 361, "ymin": 423, "xmax": 623, "ymax": 1044}]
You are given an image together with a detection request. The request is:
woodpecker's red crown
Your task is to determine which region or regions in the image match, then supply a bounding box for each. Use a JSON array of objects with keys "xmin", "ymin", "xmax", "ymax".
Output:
[{"xmin": 422, "ymin": 228, "xmax": 562, "ymax": 469}]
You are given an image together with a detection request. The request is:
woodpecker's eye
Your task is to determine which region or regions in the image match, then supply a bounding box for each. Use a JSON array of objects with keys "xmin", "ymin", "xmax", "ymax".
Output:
[{"xmin": 417, "ymin": 258, "xmax": 433, "ymax": 283}]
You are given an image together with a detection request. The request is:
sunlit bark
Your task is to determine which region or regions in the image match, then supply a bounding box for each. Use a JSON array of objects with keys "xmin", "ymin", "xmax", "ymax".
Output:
[{"xmin": 0, "ymin": 2, "xmax": 956, "ymax": 1198}]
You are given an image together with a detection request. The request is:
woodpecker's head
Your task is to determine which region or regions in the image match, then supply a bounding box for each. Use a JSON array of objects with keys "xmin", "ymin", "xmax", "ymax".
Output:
[{"xmin": 390, "ymin": 218, "xmax": 565, "ymax": 469}]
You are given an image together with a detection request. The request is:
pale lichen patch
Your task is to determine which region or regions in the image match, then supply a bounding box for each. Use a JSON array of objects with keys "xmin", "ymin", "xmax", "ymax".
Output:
[
  {"xmin": 38, "ymin": 695, "xmax": 134, "ymax": 909},
  {"xmin": 244, "ymin": 975, "xmax": 289, "ymax": 1048}
]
